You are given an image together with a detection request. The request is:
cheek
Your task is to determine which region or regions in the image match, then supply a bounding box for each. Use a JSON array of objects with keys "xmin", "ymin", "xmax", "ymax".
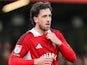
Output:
[
  {"xmin": 39, "ymin": 19, "xmax": 45, "ymax": 24},
  {"xmin": 50, "ymin": 18, "xmax": 52, "ymax": 21},
  {"xmin": 49, "ymin": 17, "xmax": 52, "ymax": 22},
  {"xmin": 39, "ymin": 22, "xmax": 44, "ymax": 26}
]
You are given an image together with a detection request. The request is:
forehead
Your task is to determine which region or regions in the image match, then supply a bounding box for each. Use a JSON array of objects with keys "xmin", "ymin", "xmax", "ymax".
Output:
[{"xmin": 38, "ymin": 8, "xmax": 51, "ymax": 16}]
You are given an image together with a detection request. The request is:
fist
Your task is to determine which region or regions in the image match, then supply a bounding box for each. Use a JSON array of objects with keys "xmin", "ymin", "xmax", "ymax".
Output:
[{"xmin": 46, "ymin": 32, "xmax": 62, "ymax": 46}]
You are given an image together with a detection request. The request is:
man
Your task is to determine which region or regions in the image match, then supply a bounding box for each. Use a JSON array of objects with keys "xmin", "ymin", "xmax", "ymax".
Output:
[{"xmin": 9, "ymin": 2, "xmax": 76, "ymax": 65}]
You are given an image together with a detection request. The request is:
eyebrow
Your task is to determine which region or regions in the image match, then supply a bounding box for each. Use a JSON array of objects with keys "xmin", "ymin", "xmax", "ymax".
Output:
[{"xmin": 42, "ymin": 14, "xmax": 52, "ymax": 17}]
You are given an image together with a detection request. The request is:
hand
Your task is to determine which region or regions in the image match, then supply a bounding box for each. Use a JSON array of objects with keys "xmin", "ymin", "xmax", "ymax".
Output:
[
  {"xmin": 34, "ymin": 56, "xmax": 53, "ymax": 65},
  {"xmin": 46, "ymin": 32, "xmax": 62, "ymax": 46}
]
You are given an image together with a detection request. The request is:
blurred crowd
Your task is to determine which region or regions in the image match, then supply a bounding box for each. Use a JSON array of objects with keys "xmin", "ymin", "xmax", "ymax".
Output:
[{"xmin": 0, "ymin": 41, "xmax": 11, "ymax": 65}]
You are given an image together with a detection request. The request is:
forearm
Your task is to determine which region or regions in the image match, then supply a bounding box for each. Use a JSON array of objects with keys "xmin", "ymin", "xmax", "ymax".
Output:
[
  {"xmin": 8, "ymin": 56, "xmax": 34, "ymax": 65},
  {"xmin": 58, "ymin": 44, "xmax": 76, "ymax": 62}
]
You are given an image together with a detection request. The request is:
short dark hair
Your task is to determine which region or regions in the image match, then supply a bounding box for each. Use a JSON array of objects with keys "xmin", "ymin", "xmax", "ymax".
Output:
[{"xmin": 30, "ymin": 2, "xmax": 52, "ymax": 25}]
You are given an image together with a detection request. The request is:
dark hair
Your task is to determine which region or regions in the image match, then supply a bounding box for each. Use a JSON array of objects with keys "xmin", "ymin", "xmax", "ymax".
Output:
[{"xmin": 30, "ymin": 2, "xmax": 52, "ymax": 25}]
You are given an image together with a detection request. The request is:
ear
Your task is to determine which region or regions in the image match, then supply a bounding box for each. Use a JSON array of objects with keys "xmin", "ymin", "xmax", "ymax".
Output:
[{"xmin": 33, "ymin": 16, "xmax": 38, "ymax": 23}]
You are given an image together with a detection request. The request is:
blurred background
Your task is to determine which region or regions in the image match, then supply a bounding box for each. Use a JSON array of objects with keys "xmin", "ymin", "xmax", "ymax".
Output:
[{"xmin": 0, "ymin": 0, "xmax": 87, "ymax": 65}]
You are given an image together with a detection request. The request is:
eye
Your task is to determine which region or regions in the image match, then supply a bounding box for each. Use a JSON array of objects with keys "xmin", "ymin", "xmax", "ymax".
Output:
[
  {"xmin": 42, "ymin": 15, "xmax": 47, "ymax": 18},
  {"xmin": 49, "ymin": 14, "xmax": 52, "ymax": 17},
  {"xmin": 42, "ymin": 14, "xmax": 52, "ymax": 18}
]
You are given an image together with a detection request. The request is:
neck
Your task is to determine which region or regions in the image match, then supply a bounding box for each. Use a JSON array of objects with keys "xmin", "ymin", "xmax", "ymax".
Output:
[{"xmin": 34, "ymin": 26, "xmax": 48, "ymax": 35}]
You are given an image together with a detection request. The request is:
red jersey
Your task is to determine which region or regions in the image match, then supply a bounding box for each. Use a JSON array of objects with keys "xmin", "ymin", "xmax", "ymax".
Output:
[{"xmin": 8, "ymin": 29, "xmax": 76, "ymax": 65}]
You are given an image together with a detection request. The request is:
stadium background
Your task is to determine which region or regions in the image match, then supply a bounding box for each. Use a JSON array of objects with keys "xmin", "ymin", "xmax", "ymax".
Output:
[{"xmin": 0, "ymin": 0, "xmax": 87, "ymax": 65}]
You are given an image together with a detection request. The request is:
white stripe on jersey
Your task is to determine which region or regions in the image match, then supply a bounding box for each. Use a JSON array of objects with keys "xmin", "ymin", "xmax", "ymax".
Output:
[{"xmin": 23, "ymin": 51, "xmax": 32, "ymax": 60}]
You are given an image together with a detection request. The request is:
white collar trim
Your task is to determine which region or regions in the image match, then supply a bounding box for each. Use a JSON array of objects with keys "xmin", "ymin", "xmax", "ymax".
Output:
[{"xmin": 29, "ymin": 28, "xmax": 51, "ymax": 37}]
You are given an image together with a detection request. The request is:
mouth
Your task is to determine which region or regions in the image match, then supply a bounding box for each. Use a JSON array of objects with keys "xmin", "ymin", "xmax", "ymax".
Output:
[{"xmin": 46, "ymin": 23, "xmax": 50, "ymax": 25}]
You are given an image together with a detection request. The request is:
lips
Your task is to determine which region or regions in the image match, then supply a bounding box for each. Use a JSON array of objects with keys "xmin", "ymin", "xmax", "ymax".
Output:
[{"xmin": 46, "ymin": 23, "xmax": 50, "ymax": 25}]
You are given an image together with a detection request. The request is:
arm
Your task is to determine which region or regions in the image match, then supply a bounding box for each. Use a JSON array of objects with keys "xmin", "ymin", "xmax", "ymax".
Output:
[
  {"xmin": 47, "ymin": 30, "xmax": 76, "ymax": 62},
  {"xmin": 9, "ymin": 56, "xmax": 34, "ymax": 65},
  {"xmin": 8, "ymin": 33, "xmax": 34, "ymax": 65},
  {"xmin": 57, "ymin": 31, "xmax": 76, "ymax": 62},
  {"xmin": 58, "ymin": 42, "xmax": 76, "ymax": 63}
]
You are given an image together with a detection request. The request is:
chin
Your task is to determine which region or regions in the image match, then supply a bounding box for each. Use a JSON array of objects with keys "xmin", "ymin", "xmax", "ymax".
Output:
[
  {"xmin": 41, "ymin": 26, "xmax": 50, "ymax": 31},
  {"xmin": 44, "ymin": 28, "xmax": 50, "ymax": 31}
]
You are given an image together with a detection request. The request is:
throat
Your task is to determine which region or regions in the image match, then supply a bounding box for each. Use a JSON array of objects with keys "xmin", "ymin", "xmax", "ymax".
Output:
[{"xmin": 34, "ymin": 27, "xmax": 48, "ymax": 35}]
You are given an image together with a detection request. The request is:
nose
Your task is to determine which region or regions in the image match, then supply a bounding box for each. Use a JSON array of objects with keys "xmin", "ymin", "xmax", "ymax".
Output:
[
  {"xmin": 47, "ymin": 20, "xmax": 50, "ymax": 23},
  {"xmin": 46, "ymin": 20, "xmax": 50, "ymax": 24},
  {"xmin": 47, "ymin": 16, "xmax": 51, "ymax": 23}
]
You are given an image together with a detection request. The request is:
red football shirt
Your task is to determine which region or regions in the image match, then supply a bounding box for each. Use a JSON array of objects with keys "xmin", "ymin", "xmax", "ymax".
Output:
[{"xmin": 8, "ymin": 28, "xmax": 76, "ymax": 65}]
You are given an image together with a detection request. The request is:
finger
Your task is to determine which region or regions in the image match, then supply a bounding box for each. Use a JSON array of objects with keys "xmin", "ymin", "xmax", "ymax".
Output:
[
  {"xmin": 45, "ymin": 58, "xmax": 53, "ymax": 62},
  {"xmin": 46, "ymin": 32, "xmax": 51, "ymax": 39},
  {"xmin": 45, "ymin": 61, "xmax": 52, "ymax": 65},
  {"xmin": 46, "ymin": 34, "xmax": 50, "ymax": 39}
]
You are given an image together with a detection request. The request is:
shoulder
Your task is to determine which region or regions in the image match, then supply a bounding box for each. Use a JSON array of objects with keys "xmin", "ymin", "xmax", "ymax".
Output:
[
  {"xmin": 17, "ymin": 31, "xmax": 34, "ymax": 45},
  {"xmin": 51, "ymin": 29, "xmax": 62, "ymax": 34},
  {"xmin": 21, "ymin": 31, "xmax": 33, "ymax": 39},
  {"xmin": 51, "ymin": 29, "xmax": 64, "ymax": 38}
]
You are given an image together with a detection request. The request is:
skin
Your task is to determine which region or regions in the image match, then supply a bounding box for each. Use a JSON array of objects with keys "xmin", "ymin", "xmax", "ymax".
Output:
[
  {"xmin": 34, "ymin": 8, "xmax": 52, "ymax": 34},
  {"xmin": 33, "ymin": 8, "xmax": 62, "ymax": 65}
]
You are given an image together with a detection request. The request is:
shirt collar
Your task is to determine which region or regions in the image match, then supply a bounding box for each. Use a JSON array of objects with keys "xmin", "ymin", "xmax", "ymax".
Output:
[{"xmin": 29, "ymin": 28, "xmax": 51, "ymax": 37}]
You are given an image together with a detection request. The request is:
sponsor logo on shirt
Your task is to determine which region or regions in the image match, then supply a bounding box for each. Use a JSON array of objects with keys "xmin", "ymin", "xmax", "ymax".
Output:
[
  {"xmin": 14, "ymin": 45, "xmax": 22, "ymax": 53},
  {"xmin": 13, "ymin": 45, "xmax": 22, "ymax": 56},
  {"xmin": 36, "ymin": 43, "xmax": 43, "ymax": 49},
  {"xmin": 42, "ymin": 52, "xmax": 57, "ymax": 60}
]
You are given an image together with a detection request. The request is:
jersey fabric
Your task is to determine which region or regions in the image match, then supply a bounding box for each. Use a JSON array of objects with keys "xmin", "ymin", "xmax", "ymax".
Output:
[{"xmin": 8, "ymin": 28, "xmax": 76, "ymax": 65}]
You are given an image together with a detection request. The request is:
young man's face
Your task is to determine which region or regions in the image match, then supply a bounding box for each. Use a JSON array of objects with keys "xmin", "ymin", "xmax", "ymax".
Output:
[{"xmin": 34, "ymin": 8, "xmax": 52, "ymax": 31}]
